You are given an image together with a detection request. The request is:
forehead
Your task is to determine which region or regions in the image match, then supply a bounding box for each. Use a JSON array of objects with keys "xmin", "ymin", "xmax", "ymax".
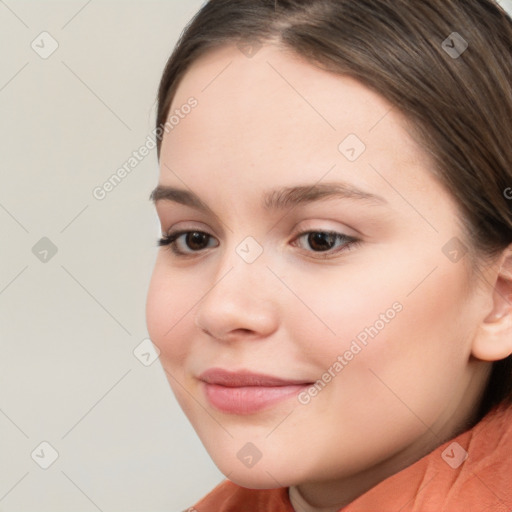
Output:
[
  {"xmin": 159, "ymin": 43, "xmax": 442, "ymax": 212},
  {"xmin": 166, "ymin": 43, "xmax": 396, "ymax": 151}
]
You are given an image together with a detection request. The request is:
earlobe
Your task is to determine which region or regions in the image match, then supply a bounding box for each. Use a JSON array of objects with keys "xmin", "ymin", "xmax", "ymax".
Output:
[{"xmin": 472, "ymin": 247, "xmax": 512, "ymax": 361}]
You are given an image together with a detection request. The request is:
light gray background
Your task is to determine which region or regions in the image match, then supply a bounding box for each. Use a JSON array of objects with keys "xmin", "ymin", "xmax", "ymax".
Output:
[
  {"xmin": 1, "ymin": 1, "xmax": 511, "ymax": 511},
  {"xmin": 0, "ymin": 2, "xmax": 223, "ymax": 511}
]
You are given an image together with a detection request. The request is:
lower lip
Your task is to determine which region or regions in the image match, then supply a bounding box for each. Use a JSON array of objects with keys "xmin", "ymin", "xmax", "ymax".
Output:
[{"xmin": 202, "ymin": 382, "xmax": 310, "ymax": 414}]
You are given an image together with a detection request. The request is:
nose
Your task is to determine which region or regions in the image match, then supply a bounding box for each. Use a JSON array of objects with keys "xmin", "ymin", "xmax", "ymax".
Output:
[{"xmin": 194, "ymin": 259, "xmax": 280, "ymax": 342}]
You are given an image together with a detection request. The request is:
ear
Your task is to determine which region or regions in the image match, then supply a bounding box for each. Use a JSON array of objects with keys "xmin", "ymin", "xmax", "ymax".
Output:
[{"xmin": 472, "ymin": 246, "xmax": 512, "ymax": 361}]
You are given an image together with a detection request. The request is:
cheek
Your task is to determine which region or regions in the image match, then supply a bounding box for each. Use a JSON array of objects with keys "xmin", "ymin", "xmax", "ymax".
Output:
[
  {"xmin": 288, "ymin": 250, "xmax": 474, "ymax": 407},
  {"xmin": 145, "ymin": 259, "xmax": 197, "ymax": 366},
  {"xmin": 346, "ymin": 267, "xmax": 472, "ymax": 422},
  {"xmin": 280, "ymin": 261, "xmax": 406, "ymax": 364},
  {"xmin": 378, "ymin": 267, "xmax": 474, "ymax": 376},
  {"xmin": 146, "ymin": 260, "xmax": 203, "ymax": 418}
]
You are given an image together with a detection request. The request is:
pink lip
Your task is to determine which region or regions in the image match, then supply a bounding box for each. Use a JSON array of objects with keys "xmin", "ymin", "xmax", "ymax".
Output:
[{"xmin": 199, "ymin": 368, "xmax": 313, "ymax": 414}]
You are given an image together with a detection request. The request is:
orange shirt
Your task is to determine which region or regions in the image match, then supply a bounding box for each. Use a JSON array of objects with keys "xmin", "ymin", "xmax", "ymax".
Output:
[{"xmin": 191, "ymin": 402, "xmax": 512, "ymax": 511}]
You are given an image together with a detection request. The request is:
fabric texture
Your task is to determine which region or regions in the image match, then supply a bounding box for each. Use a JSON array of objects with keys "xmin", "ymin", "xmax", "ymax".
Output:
[{"xmin": 190, "ymin": 402, "xmax": 512, "ymax": 511}]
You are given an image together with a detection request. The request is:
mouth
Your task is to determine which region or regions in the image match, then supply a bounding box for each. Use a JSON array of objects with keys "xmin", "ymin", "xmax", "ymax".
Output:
[{"xmin": 199, "ymin": 368, "xmax": 314, "ymax": 414}]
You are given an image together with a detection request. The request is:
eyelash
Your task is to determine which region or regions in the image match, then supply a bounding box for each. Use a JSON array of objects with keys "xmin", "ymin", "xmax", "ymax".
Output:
[{"xmin": 157, "ymin": 230, "xmax": 360, "ymax": 258}]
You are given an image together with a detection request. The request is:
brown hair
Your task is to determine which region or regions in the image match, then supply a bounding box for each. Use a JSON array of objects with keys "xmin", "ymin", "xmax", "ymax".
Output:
[{"xmin": 155, "ymin": 0, "xmax": 512, "ymax": 417}]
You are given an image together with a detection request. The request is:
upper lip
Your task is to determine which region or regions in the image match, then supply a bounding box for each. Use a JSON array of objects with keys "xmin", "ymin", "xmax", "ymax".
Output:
[{"xmin": 199, "ymin": 368, "xmax": 313, "ymax": 387}]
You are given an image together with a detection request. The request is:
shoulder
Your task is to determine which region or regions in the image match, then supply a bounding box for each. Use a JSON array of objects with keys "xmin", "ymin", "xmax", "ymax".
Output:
[
  {"xmin": 187, "ymin": 479, "xmax": 294, "ymax": 512},
  {"xmin": 345, "ymin": 402, "xmax": 512, "ymax": 511}
]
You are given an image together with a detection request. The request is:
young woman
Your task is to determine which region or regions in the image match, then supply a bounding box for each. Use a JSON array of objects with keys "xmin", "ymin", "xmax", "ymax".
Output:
[{"xmin": 146, "ymin": 1, "xmax": 512, "ymax": 510}]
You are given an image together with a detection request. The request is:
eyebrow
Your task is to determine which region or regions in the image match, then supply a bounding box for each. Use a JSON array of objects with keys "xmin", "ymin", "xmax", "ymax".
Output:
[{"xmin": 149, "ymin": 182, "xmax": 387, "ymax": 212}]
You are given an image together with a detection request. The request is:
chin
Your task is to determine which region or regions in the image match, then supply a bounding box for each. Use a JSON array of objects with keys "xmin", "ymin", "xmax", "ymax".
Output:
[
  {"xmin": 224, "ymin": 471, "xmax": 287, "ymax": 490},
  {"xmin": 212, "ymin": 454, "xmax": 303, "ymax": 490}
]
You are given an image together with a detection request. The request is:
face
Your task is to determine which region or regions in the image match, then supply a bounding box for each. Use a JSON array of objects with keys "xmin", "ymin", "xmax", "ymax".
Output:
[{"xmin": 146, "ymin": 43, "xmax": 491, "ymax": 492}]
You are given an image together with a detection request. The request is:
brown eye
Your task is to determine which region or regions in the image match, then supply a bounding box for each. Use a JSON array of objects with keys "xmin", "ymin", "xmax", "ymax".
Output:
[
  {"xmin": 158, "ymin": 230, "xmax": 219, "ymax": 255},
  {"xmin": 185, "ymin": 232, "xmax": 211, "ymax": 250},
  {"xmin": 307, "ymin": 232, "xmax": 337, "ymax": 252},
  {"xmin": 293, "ymin": 230, "xmax": 359, "ymax": 255}
]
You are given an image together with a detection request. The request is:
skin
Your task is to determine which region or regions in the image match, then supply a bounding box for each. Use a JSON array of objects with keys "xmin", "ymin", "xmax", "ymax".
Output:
[{"xmin": 146, "ymin": 43, "xmax": 512, "ymax": 511}]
